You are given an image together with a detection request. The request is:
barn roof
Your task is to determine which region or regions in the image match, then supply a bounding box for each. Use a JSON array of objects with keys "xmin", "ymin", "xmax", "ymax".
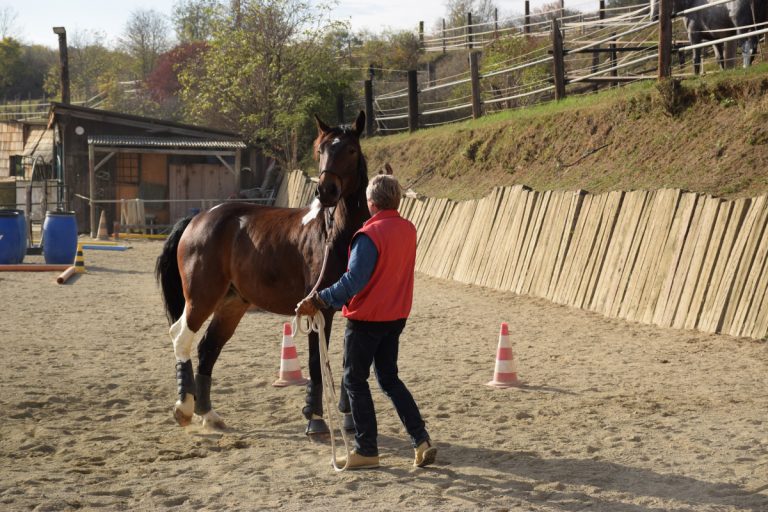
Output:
[
  {"xmin": 87, "ymin": 135, "xmax": 246, "ymax": 150},
  {"xmin": 50, "ymin": 102, "xmax": 243, "ymax": 140}
]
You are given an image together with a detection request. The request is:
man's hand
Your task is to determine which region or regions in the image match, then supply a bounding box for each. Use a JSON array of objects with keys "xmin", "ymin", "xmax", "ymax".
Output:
[{"xmin": 295, "ymin": 292, "xmax": 327, "ymax": 317}]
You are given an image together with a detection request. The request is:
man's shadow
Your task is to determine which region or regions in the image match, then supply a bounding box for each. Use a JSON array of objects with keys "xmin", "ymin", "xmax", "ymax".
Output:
[{"xmin": 372, "ymin": 436, "xmax": 768, "ymax": 512}]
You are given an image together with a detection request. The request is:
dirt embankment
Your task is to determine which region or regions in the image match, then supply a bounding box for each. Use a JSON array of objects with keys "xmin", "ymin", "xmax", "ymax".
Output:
[{"xmin": 358, "ymin": 68, "xmax": 768, "ymax": 201}]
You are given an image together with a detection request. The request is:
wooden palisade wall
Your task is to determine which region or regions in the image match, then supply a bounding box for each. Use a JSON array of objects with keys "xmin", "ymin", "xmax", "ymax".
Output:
[{"xmin": 276, "ymin": 171, "xmax": 768, "ymax": 339}]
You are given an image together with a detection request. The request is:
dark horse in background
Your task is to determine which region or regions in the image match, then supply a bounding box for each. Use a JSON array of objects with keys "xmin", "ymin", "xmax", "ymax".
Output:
[
  {"xmin": 651, "ymin": 0, "xmax": 767, "ymax": 74},
  {"xmin": 156, "ymin": 111, "xmax": 370, "ymax": 434}
]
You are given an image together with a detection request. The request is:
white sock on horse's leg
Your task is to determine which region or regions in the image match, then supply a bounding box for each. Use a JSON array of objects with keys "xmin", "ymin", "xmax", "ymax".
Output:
[{"xmin": 170, "ymin": 308, "xmax": 196, "ymax": 362}]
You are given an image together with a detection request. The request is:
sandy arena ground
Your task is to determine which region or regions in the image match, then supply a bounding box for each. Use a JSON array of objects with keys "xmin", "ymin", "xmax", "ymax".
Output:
[{"xmin": 0, "ymin": 240, "xmax": 767, "ymax": 511}]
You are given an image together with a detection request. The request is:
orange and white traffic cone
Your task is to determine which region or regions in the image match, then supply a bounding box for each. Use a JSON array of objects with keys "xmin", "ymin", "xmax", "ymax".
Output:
[
  {"xmin": 486, "ymin": 322, "xmax": 521, "ymax": 388},
  {"xmin": 97, "ymin": 211, "xmax": 109, "ymax": 240},
  {"xmin": 273, "ymin": 322, "xmax": 309, "ymax": 387}
]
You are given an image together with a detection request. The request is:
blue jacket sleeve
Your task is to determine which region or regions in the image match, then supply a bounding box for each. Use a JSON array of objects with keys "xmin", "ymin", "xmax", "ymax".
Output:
[{"xmin": 318, "ymin": 234, "xmax": 378, "ymax": 309}]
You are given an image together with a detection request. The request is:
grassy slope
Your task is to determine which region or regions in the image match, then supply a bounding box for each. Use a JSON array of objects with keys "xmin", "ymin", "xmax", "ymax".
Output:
[{"xmin": 353, "ymin": 64, "xmax": 768, "ymax": 201}]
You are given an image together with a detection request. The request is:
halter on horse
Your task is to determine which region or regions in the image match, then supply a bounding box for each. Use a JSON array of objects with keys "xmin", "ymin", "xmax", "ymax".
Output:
[{"xmin": 155, "ymin": 111, "xmax": 370, "ymax": 433}]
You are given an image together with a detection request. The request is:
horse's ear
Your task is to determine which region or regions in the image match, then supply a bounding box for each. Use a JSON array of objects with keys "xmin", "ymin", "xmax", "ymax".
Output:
[
  {"xmin": 354, "ymin": 110, "xmax": 365, "ymax": 136},
  {"xmin": 378, "ymin": 163, "xmax": 393, "ymax": 175},
  {"xmin": 314, "ymin": 114, "xmax": 332, "ymax": 135}
]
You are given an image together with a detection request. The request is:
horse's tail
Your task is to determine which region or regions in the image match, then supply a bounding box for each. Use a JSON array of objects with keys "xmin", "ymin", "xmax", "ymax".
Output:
[{"xmin": 155, "ymin": 216, "xmax": 194, "ymax": 325}]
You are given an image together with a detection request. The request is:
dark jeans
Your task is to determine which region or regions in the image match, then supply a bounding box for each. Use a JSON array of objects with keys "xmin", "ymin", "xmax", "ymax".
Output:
[{"xmin": 341, "ymin": 318, "xmax": 429, "ymax": 457}]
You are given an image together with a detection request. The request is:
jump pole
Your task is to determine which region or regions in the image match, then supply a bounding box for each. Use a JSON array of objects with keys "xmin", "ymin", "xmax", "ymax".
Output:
[
  {"xmin": 0, "ymin": 264, "xmax": 71, "ymax": 272},
  {"xmin": 56, "ymin": 266, "xmax": 77, "ymax": 284}
]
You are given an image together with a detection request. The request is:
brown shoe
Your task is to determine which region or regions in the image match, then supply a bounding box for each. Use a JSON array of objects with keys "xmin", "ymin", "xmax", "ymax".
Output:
[
  {"xmin": 414, "ymin": 440, "xmax": 437, "ymax": 467},
  {"xmin": 336, "ymin": 450, "xmax": 380, "ymax": 470}
]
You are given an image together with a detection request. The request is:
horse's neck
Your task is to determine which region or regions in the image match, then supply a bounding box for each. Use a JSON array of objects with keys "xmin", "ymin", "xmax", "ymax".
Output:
[{"xmin": 331, "ymin": 189, "xmax": 370, "ymax": 252}]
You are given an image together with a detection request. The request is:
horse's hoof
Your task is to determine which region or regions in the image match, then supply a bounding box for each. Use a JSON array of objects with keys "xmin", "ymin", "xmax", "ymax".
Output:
[
  {"xmin": 201, "ymin": 410, "xmax": 227, "ymax": 431},
  {"xmin": 306, "ymin": 417, "xmax": 330, "ymax": 436},
  {"xmin": 173, "ymin": 396, "xmax": 195, "ymax": 426}
]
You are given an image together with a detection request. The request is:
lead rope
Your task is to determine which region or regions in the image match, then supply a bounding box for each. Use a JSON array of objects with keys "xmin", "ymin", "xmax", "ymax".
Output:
[{"xmin": 293, "ymin": 206, "xmax": 352, "ymax": 472}]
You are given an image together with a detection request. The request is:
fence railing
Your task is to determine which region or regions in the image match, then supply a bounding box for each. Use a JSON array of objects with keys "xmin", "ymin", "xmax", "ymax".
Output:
[{"xmin": 361, "ymin": 0, "xmax": 767, "ymax": 135}]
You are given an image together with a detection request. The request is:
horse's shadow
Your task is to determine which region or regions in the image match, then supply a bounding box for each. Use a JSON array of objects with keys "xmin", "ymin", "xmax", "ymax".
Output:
[{"xmin": 370, "ymin": 437, "xmax": 768, "ymax": 512}]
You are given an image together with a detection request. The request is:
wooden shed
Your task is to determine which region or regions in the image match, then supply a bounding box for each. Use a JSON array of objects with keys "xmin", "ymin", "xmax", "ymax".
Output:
[{"xmin": 48, "ymin": 102, "xmax": 248, "ymax": 236}]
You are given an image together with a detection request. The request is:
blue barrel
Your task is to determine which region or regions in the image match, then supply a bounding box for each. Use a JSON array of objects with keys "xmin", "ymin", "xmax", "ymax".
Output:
[
  {"xmin": 43, "ymin": 211, "xmax": 78, "ymax": 264},
  {"xmin": 0, "ymin": 209, "xmax": 23, "ymax": 264}
]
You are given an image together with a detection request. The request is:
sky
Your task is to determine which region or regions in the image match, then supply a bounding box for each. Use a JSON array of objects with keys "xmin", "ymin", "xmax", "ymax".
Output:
[{"xmin": 9, "ymin": 0, "xmax": 601, "ymax": 48}]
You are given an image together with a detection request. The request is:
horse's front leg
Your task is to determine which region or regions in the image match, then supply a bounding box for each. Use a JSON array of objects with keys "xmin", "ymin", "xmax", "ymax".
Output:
[{"xmin": 303, "ymin": 309, "xmax": 335, "ymax": 436}]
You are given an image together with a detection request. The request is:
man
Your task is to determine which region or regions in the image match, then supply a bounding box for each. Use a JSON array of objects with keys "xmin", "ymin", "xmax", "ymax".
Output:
[{"xmin": 296, "ymin": 174, "xmax": 437, "ymax": 470}]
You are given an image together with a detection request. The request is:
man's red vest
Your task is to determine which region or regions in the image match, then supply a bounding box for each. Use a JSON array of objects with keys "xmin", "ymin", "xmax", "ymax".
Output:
[{"xmin": 342, "ymin": 209, "xmax": 416, "ymax": 321}]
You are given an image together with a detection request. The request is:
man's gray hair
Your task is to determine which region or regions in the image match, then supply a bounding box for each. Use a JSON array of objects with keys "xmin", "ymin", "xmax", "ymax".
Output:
[{"xmin": 366, "ymin": 174, "xmax": 402, "ymax": 210}]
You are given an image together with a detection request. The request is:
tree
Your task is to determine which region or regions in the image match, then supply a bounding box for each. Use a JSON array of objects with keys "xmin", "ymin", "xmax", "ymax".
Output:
[
  {"xmin": 179, "ymin": 0, "xmax": 352, "ymax": 168},
  {"xmin": 0, "ymin": 37, "xmax": 22, "ymax": 98},
  {"xmin": 172, "ymin": 0, "xmax": 224, "ymax": 42},
  {"xmin": 0, "ymin": 6, "xmax": 18, "ymax": 39},
  {"xmin": 444, "ymin": 0, "xmax": 497, "ymax": 28},
  {"xmin": 120, "ymin": 9, "xmax": 171, "ymax": 79}
]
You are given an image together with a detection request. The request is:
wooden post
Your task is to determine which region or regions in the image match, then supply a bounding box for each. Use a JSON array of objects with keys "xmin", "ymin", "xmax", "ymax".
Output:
[
  {"xmin": 234, "ymin": 149, "xmax": 242, "ymax": 193},
  {"xmin": 469, "ymin": 52, "xmax": 482, "ymax": 119},
  {"xmin": 552, "ymin": 19, "xmax": 566, "ymax": 100},
  {"xmin": 428, "ymin": 61, "xmax": 436, "ymax": 87},
  {"xmin": 467, "ymin": 12, "xmax": 473, "ymax": 49},
  {"xmin": 442, "ymin": 18, "xmax": 446, "ymax": 54},
  {"xmin": 419, "ymin": 21, "xmax": 424, "ymax": 49},
  {"xmin": 88, "ymin": 143, "xmax": 96, "ymax": 238},
  {"xmin": 592, "ymin": 0, "xmax": 606, "ymax": 93},
  {"xmin": 610, "ymin": 34, "xmax": 618, "ymax": 88},
  {"xmin": 658, "ymin": 0, "xmax": 673, "ymax": 79},
  {"xmin": 336, "ymin": 94, "xmax": 345, "ymax": 125},
  {"xmin": 525, "ymin": 1, "xmax": 531, "ymax": 35},
  {"xmin": 560, "ymin": 0, "xmax": 565, "ymax": 20},
  {"xmin": 494, "ymin": 8, "xmax": 499, "ymax": 39},
  {"xmin": 407, "ymin": 70, "xmax": 419, "ymax": 132},
  {"xmin": 364, "ymin": 80, "xmax": 374, "ymax": 137},
  {"xmin": 53, "ymin": 27, "xmax": 70, "ymax": 104}
]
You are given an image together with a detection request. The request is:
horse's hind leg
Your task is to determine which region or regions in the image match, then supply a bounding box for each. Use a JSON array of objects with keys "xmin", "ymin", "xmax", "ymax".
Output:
[
  {"xmin": 170, "ymin": 307, "xmax": 199, "ymax": 426},
  {"xmin": 195, "ymin": 297, "xmax": 249, "ymax": 430}
]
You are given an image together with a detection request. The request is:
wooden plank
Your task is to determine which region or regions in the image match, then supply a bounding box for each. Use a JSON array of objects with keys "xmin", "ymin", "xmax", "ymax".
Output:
[
  {"xmin": 723, "ymin": 197, "xmax": 768, "ymax": 335},
  {"xmin": 666, "ymin": 195, "xmax": 719, "ymax": 329},
  {"xmin": 580, "ymin": 190, "xmax": 624, "ymax": 310},
  {"xmin": 598, "ymin": 191, "xmax": 650, "ymax": 316},
  {"xmin": 469, "ymin": 188, "xmax": 506, "ymax": 285},
  {"xmin": 524, "ymin": 190, "xmax": 565, "ymax": 296},
  {"xmin": 699, "ymin": 197, "xmax": 758, "ymax": 332},
  {"xmin": 445, "ymin": 200, "xmax": 478, "ymax": 279},
  {"xmin": 424, "ymin": 200, "xmax": 456, "ymax": 278},
  {"xmin": 686, "ymin": 199, "xmax": 742, "ymax": 330},
  {"xmin": 535, "ymin": 190, "xmax": 578, "ymax": 298},
  {"xmin": 740, "ymin": 200, "xmax": 768, "ymax": 338},
  {"xmin": 732, "ymin": 216, "xmax": 768, "ymax": 337},
  {"xmin": 620, "ymin": 189, "xmax": 679, "ymax": 322},
  {"xmin": 574, "ymin": 192, "xmax": 618, "ymax": 309},
  {"xmin": 591, "ymin": 190, "xmax": 633, "ymax": 314},
  {"xmin": 480, "ymin": 186, "xmax": 517, "ymax": 288},
  {"xmin": 644, "ymin": 192, "xmax": 700, "ymax": 326},
  {"xmin": 552, "ymin": 193, "xmax": 593, "ymax": 305},
  {"xmin": 500, "ymin": 189, "xmax": 536, "ymax": 291},
  {"xmin": 749, "ymin": 260, "xmax": 768, "ymax": 339},
  {"xmin": 566, "ymin": 193, "xmax": 605, "ymax": 307},
  {"xmin": 454, "ymin": 197, "xmax": 491, "ymax": 283},
  {"xmin": 415, "ymin": 198, "xmax": 448, "ymax": 272},
  {"xmin": 546, "ymin": 190, "xmax": 586, "ymax": 301},
  {"xmin": 513, "ymin": 191, "xmax": 551, "ymax": 294},
  {"xmin": 537, "ymin": 191, "xmax": 582, "ymax": 299}
]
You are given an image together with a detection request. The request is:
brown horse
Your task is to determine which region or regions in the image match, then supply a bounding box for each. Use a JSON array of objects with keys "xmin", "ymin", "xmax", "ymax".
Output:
[{"xmin": 155, "ymin": 111, "xmax": 370, "ymax": 433}]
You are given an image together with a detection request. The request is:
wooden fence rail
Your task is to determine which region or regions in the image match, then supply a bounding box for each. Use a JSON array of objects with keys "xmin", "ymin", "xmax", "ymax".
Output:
[{"xmin": 276, "ymin": 170, "xmax": 768, "ymax": 340}]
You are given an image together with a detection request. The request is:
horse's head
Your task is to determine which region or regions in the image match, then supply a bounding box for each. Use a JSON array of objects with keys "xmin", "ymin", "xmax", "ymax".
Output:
[{"xmin": 313, "ymin": 111, "xmax": 366, "ymax": 207}]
